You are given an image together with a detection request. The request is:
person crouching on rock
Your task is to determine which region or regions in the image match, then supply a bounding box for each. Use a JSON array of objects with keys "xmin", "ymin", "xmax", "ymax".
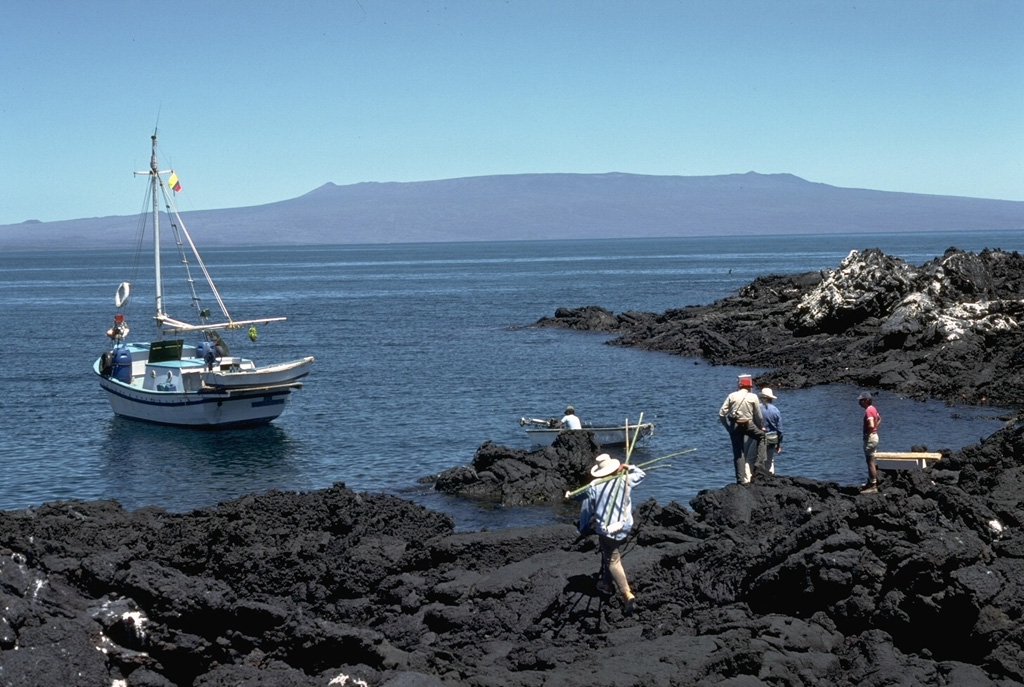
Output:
[
  {"xmin": 859, "ymin": 392, "xmax": 881, "ymax": 492},
  {"xmin": 719, "ymin": 374, "xmax": 765, "ymax": 484},
  {"xmin": 577, "ymin": 453, "xmax": 645, "ymax": 613}
]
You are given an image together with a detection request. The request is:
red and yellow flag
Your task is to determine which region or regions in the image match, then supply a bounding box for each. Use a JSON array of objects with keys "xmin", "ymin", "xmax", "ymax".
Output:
[{"xmin": 167, "ymin": 172, "xmax": 181, "ymax": 193}]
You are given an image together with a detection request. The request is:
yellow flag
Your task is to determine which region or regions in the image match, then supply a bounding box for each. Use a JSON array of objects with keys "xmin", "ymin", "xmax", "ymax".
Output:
[{"xmin": 167, "ymin": 172, "xmax": 181, "ymax": 193}]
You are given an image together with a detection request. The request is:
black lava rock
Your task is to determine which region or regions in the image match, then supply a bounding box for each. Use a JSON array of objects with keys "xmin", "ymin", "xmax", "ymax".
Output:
[
  {"xmin": 536, "ymin": 247, "xmax": 1024, "ymax": 407},
  {"xmin": 3, "ymin": 418, "xmax": 1024, "ymax": 685}
]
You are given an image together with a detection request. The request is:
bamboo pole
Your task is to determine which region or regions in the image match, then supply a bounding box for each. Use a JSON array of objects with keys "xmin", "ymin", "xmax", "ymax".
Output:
[
  {"xmin": 625, "ymin": 412, "xmax": 644, "ymax": 463},
  {"xmin": 603, "ymin": 469, "xmax": 627, "ymax": 528},
  {"xmin": 636, "ymin": 448, "xmax": 697, "ymax": 469},
  {"xmin": 623, "ymin": 417, "xmax": 630, "ymax": 461},
  {"xmin": 564, "ymin": 447, "xmax": 697, "ymax": 499},
  {"xmin": 605, "ymin": 413, "xmax": 646, "ymax": 529}
]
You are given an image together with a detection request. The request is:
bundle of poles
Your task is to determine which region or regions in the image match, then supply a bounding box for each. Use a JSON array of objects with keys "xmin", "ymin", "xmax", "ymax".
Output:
[{"xmin": 565, "ymin": 412, "xmax": 697, "ymax": 500}]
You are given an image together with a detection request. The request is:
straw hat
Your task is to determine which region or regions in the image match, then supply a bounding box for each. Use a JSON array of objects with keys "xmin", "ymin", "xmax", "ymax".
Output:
[
  {"xmin": 590, "ymin": 453, "xmax": 622, "ymax": 478},
  {"xmin": 760, "ymin": 387, "xmax": 777, "ymax": 400}
]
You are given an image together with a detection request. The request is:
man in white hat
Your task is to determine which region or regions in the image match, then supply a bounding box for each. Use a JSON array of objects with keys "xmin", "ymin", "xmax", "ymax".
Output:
[
  {"xmin": 758, "ymin": 387, "xmax": 783, "ymax": 473},
  {"xmin": 577, "ymin": 453, "xmax": 646, "ymax": 614}
]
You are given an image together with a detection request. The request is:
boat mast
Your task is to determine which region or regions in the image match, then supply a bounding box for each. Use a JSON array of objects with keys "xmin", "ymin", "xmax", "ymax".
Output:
[
  {"xmin": 131, "ymin": 130, "xmax": 290, "ymax": 339},
  {"xmin": 135, "ymin": 132, "xmax": 168, "ymax": 335},
  {"xmin": 150, "ymin": 134, "xmax": 164, "ymax": 325}
]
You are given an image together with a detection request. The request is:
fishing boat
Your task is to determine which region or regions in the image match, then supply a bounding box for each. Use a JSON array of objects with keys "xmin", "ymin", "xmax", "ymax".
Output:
[
  {"xmin": 519, "ymin": 417, "xmax": 655, "ymax": 447},
  {"xmin": 93, "ymin": 131, "xmax": 314, "ymax": 427}
]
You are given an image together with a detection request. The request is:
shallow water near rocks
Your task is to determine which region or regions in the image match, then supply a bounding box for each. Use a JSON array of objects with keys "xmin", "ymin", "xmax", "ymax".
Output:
[{"xmin": 1, "ymin": 231, "xmax": 1019, "ymax": 529}]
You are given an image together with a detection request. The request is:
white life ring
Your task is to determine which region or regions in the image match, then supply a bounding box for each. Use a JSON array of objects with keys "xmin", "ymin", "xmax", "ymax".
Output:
[{"xmin": 114, "ymin": 281, "xmax": 131, "ymax": 308}]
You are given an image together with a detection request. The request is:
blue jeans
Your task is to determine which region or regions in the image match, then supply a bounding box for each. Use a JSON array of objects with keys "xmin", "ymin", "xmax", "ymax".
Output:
[{"xmin": 730, "ymin": 424, "xmax": 765, "ymax": 483}]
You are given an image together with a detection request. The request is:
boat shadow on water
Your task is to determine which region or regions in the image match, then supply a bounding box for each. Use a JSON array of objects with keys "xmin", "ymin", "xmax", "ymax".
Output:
[{"xmin": 98, "ymin": 419, "xmax": 302, "ymax": 511}]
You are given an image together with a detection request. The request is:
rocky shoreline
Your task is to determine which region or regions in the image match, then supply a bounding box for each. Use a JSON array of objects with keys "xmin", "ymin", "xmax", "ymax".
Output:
[
  {"xmin": 4, "ymin": 247, "xmax": 1024, "ymax": 686},
  {"xmin": 4, "ymin": 420, "xmax": 1024, "ymax": 686},
  {"xmin": 535, "ymin": 247, "xmax": 1024, "ymax": 407}
]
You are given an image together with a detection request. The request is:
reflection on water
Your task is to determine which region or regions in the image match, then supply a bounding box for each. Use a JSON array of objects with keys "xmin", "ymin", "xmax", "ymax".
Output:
[
  {"xmin": 102, "ymin": 419, "xmax": 296, "ymax": 467},
  {"xmin": 98, "ymin": 419, "xmax": 308, "ymax": 511}
]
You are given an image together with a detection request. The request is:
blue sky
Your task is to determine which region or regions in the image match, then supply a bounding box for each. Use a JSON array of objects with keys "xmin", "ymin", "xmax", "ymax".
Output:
[{"xmin": 2, "ymin": 0, "xmax": 1022, "ymax": 225}]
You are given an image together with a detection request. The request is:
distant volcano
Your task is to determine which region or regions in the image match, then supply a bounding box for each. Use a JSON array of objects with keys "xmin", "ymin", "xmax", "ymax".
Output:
[{"xmin": 4, "ymin": 172, "xmax": 1024, "ymax": 250}]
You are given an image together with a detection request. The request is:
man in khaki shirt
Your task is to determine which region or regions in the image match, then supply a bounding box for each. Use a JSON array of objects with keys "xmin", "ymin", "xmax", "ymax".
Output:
[{"xmin": 719, "ymin": 374, "xmax": 765, "ymax": 484}]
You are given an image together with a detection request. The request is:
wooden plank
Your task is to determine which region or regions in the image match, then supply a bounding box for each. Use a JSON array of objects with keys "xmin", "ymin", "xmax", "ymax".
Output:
[
  {"xmin": 875, "ymin": 451, "xmax": 942, "ymax": 471},
  {"xmin": 874, "ymin": 451, "xmax": 943, "ymax": 460}
]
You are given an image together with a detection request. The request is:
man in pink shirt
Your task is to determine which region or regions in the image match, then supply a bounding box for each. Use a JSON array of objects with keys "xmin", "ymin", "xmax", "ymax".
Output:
[{"xmin": 859, "ymin": 392, "xmax": 881, "ymax": 492}]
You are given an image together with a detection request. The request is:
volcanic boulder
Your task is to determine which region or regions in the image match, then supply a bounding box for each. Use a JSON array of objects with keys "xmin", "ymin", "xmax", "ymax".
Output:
[{"xmin": 433, "ymin": 430, "xmax": 600, "ymax": 506}]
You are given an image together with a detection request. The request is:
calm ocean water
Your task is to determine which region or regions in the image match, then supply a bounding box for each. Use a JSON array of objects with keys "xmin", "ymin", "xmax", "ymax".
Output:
[{"xmin": 1, "ymin": 231, "xmax": 1021, "ymax": 529}]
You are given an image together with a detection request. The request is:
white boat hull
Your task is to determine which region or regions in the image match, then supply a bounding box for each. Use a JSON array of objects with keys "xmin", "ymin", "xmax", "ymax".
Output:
[
  {"xmin": 97, "ymin": 375, "xmax": 296, "ymax": 427},
  {"xmin": 94, "ymin": 344, "xmax": 310, "ymax": 428},
  {"xmin": 524, "ymin": 422, "xmax": 655, "ymax": 447}
]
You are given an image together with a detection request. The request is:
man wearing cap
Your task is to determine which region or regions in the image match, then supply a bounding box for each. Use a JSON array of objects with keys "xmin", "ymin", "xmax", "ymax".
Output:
[
  {"xmin": 719, "ymin": 375, "xmax": 765, "ymax": 484},
  {"xmin": 559, "ymin": 405, "xmax": 582, "ymax": 430},
  {"xmin": 859, "ymin": 392, "xmax": 881, "ymax": 492},
  {"xmin": 758, "ymin": 388, "xmax": 783, "ymax": 473},
  {"xmin": 577, "ymin": 453, "xmax": 645, "ymax": 613}
]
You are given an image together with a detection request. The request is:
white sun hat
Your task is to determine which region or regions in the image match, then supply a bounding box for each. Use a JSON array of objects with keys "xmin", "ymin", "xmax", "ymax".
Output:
[{"xmin": 590, "ymin": 453, "xmax": 622, "ymax": 478}]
